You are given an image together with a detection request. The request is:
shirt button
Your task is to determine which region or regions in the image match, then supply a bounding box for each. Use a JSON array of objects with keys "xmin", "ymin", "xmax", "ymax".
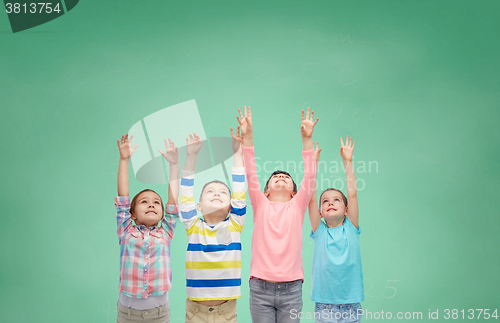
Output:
[{"xmin": 278, "ymin": 285, "xmax": 281, "ymax": 288}]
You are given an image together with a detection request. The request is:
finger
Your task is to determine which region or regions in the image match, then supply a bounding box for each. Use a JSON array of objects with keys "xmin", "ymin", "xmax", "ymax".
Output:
[
  {"xmin": 158, "ymin": 149, "xmax": 164, "ymax": 156},
  {"xmin": 340, "ymin": 137, "xmax": 344, "ymax": 147},
  {"xmin": 316, "ymin": 142, "xmax": 319, "ymax": 150},
  {"xmin": 238, "ymin": 108, "xmax": 244, "ymax": 120},
  {"xmin": 248, "ymin": 106, "xmax": 252, "ymax": 119},
  {"xmin": 129, "ymin": 135, "xmax": 134, "ymax": 144},
  {"xmin": 168, "ymin": 138, "xmax": 174, "ymax": 148},
  {"xmin": 194, "ymin": 133, "xmax": 200, "ymax": 141},
  {"xmin": 237, "ymin": 126, "xmax": 240, "ymax": 137},
  {"xmin": 306, "ymin": 107, "xmax": 310, "ymax": 120},
  {"xmin": 352, "ymin": 141, "xmax": 356, "ymax": 150},
  {"xmin": 186, "ymin": 137, "xmax": 189, "ymax": 145},
  {"xmin": 121, "ymin": 134, "xmax": 125, "ymax": 144},
  {"xmin": 301, "ymin": 109, "xmax": 305, "ymax": 121},
  {"xmin": 117, "ymin": 140, "xmax": 120, "ymax": 148},
  {"xmin": 131, "ymin": 144, "xmax": 139, "ymax": 154},
  {"xmin": 313, "ymin": 118, "xmax": 319, "ymax": 126},
  {"xmin": 236, "ymin": 116, "xmax": 242, "ymax": 125},
  {"xmin": 124, "ymin": 134, "xmax": 128, "ymax": 143},
  {"xmin": 244, "ymin": 106, "xmax": 247, "ymax": 118},
  {"xmin": 230, "ymin": 128, "xmax": 235, "ymax": 138},
  {"xmin": 345, "ymin": 136, "xmax": 349, "ymax": 147},
  {"xmin": 310, "ymin": 110, "xmax": 314, "ymax": 121},
  {"xmin": 189, "ymin": 134, "xmax": 193, "ymax": 141}
]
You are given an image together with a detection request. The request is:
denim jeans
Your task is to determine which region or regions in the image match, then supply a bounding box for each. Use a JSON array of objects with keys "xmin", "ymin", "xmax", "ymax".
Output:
[
  {"xmin": 314, "ymin": 303, "xmax": 362, "ymax": 323},
  {"xmin": 249, "ymin": 277, "xmax": 303, "ymax": 323}
]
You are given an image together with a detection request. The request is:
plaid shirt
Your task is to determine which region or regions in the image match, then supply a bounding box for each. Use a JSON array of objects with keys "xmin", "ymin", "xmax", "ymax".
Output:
[{"xmin": 115, "ymin": 196, "xmax": 178, "ymax": 298}]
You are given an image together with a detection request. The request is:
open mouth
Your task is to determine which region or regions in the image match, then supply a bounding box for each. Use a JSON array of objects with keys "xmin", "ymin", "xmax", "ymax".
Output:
[
  {"xmin": 146, "ymin": 210, "xmax": 157, "ymax": 215},
  {"xmin": 327, "ymin": 208, "xmax": 337, "ymax": 212},
  {"xmin": 211, "ymin": 198, "xmax": 223, "ymax": 203}
]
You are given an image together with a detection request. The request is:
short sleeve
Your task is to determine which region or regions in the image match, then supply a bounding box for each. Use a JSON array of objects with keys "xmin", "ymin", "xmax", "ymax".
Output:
[
  {"xmin": 346, "ymin": 217, "xmax": 361, "ymax": 235},
  {"xmin": 310, "ymin": 221, "xmax": 327, "ymax": 241}
]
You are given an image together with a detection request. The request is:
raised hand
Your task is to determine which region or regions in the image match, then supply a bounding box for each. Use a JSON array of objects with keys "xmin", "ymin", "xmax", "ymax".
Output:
[
  {"xmin": 340, "ymin": 136, "xmax": 356, "ymax": 162},
  {"xmin": 236, "ymin": 106, "xmax": 252, "ymax": 137},
  {"xmin": 186, "ymin": 133, "xmax": 202, "ymax": 156},
  {"xmin": 314, "ymin": 141, "xmax": 322, "ymax": 164},
  {"xmin": 117, "ymin": 134, "xmax": 138, "ymax": 160},
  {"xmin": 158, "ymin": 138, "xmax": 178, "ymax": 164},
  {"xmin": 300, "ymin": 107, "xmax": 319, "ymax": 138},
  {"xmin": 230, "ymin": 126, "xmax": 243, "ymax": 154}
]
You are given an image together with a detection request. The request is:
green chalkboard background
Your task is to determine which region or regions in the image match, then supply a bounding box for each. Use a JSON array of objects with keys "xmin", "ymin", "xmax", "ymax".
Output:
[{"xmin": 1, "ymin": 0, "xmax": 499, "ymax": 322}]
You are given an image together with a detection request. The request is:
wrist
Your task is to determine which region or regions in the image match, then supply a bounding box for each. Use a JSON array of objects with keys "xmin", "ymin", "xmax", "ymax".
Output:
[{"xmin": 119, "ymin": 157, "xmax": 130, "ymax": 162}]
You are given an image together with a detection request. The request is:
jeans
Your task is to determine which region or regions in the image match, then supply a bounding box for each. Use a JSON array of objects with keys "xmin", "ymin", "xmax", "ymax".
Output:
[
  {"xmin": 249, "ymin": 277, "xmax": 303, "ymax": 323},
  {"xmin": 314, "ymin": 303, "xmax": 362, "ymax": 323}
]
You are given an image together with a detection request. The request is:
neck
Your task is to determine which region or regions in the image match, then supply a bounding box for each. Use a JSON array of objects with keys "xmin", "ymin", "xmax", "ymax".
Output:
[
  {"xmin": 268, "ymin": 191, "xmax": 293, "ymax": 203},
  {"xmin": 203, "ymin": 210, "xmax": 228, "ymax": 225},
  {"xmin": 324, "ymin": 215, "xmax": 346, "ymax": 228}
]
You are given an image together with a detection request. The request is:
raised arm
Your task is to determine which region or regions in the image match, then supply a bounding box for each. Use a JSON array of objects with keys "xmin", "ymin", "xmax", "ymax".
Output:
[
  {"xmin": 159, "ymin": 138, "xmax": 179, "ymax": 237},
  {"xmin": 235, "ymin": 106, "xmax": 266, "ymax": 208},
  {"xmin": 184, "ymin": 133, "xmax": 202, "ymax": 172},
  {"xmin": 341, "ymin": 136, "xmax": 359, "ymax": 229},
  {"xmin": 179, "ymin": 133, "xmax": 202, "ymax": 224},
  {"xmin": 117, "ymin": 134, "xmax": 138, "ymax": 196},
  {"xmin": 300, "ymin": 107, "xmax": 319, "ymax": 151},
  {"xmin": 237, "ymin": 106, "xmax": 253, "ymax": 148},
  {"xmin": 159, "ymin": 138, "xmax": 179, "ymax": 205},
  {"xmin": 293, "ymin": 108, "xmax": 319, "ymax": 206},
  {"xmin": 308, "ymin": 142, "xmax": 322, "ymax": 233},
  {"xmin": 230, "ymin": 122, "xmax": 244, "ymax": 168}
]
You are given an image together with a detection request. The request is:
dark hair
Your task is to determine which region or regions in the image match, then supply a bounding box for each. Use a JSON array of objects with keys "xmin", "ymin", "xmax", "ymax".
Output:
[
  {"xmin": 264, "ymin": 170, "xmax": 297, "ymax": 193},
  {"xmin": 319, "ymin": 188, "xmax": 348, "ymax": 207},
  {"xmin": 199, "ymin": 180, "xmax": 231, "ymax": 201},
  {"xmin": 130, "ymin": 189, "xmax": 164, "ymax": 215}
]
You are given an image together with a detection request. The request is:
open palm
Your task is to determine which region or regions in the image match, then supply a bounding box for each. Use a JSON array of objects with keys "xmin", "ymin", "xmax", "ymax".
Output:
[{"xmin": 340, "ymin": 136, "xmax": 356, "ymax": 162}]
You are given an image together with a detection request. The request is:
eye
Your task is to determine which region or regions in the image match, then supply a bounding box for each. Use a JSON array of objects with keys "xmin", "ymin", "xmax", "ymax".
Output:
[
  {"xmin": 141, "ymin": 200, "xmax": 147, "ymax": 203},
  {"xmin": 221, "ymin": 191, "xmax": 228, "ymax": 195},
  {"xmin": 155, "ymin": 201, "xmax": 160, "ymax": 204},
  {"xmin": 322, "ymin": 200, "xmax": 328, "ymax": 204},
  {"xmin": 335, "ymin": 198, "xmax": 340, "ymax": 202}
]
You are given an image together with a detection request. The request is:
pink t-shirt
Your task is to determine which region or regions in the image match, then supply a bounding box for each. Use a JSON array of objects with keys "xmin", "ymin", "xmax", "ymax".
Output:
[{"xmin": 242, "ymin": 146, "xmax": 316, "ymax": 282}]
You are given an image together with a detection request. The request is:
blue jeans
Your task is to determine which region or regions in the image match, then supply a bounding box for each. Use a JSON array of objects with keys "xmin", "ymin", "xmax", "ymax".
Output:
[
  {"xmin": 249, "ymin": 277, "xmax": 303, "ymax": 323},
  {"xmin": 314, "ymin": 303, "xmax": 362, "ymax": 323}
]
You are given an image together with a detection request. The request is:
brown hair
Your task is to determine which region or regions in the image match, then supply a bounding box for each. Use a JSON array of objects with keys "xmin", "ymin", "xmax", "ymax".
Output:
[
  {"xmin": 264, "ymin": 170, "xmax": 297, "ymax": 193},
  {"xmin": 130, "ymin": 189, "xmax": 164, "ymax": 215},
  {"xmin": 199, "ymin": 180, "xmax": 231, "ymax": 201},
  {"xmin": 319, "ymin": 188, "xmax": 348, "ymax": 207}
]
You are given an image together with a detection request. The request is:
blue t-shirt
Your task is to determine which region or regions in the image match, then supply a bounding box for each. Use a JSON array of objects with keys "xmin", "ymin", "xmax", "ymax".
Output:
[{"xmin": 310, "ymin": 217, "xmax": 364, "ymax": 304}]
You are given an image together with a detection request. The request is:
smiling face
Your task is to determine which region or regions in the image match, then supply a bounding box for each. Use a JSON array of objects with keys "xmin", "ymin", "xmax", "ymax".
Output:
[
  {"xmin": 130, "ymin": 190, "xmax": 164, "ymax": 227},
  {"xmin": 197, "ymin": 181, "xmax": 231, "ymax": 216},
  {"xmin": 319, "ymin": 189, "xmax": 348, "ymax": 220}
]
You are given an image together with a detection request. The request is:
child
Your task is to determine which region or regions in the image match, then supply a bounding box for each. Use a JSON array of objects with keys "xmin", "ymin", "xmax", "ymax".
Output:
[
  {"xmin": 115, "ymin": 134, "xmax": 179, "ymax": 323},
  {"xmin": 308, "ymin": 136, "xmax": 364, "ymax": 323},
  {"xmin": 235, "ymin": 106, "xmax": 318, "ymax": 322},
  {"xmin": 179, "ymin": 133, "xmax": 246, "ymax": 323}
]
